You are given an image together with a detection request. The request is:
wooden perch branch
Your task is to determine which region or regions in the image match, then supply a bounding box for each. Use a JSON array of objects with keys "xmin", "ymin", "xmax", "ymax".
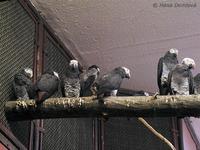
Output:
[{"xmin": 5, "ymin": 95, "xmax": 200, "ymax": 121}]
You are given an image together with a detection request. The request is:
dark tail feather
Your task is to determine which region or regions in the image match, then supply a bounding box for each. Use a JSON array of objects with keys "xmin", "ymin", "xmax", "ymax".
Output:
[
  {"xmin": 36, "ymin": 91, "xmax": 49, "ymax": 105},
  {"xmin": 159, "ymin": 87, "xmax": 169, "ymax": 95}
]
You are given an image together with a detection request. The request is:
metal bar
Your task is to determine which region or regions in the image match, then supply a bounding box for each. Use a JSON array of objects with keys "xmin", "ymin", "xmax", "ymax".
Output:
[
  {"xmin": 100, "ymin": 118, "xmax": 104, "ymax": 150},
  {"xmin": 34, "ymin": 120, "xmax": 39, "ymax": 150},
  {"xmin": 98, "ymin": 118, "xmax": 101, "ymax": 150},
  {"xmin": 39, "ymin": 120, "xmax": 44, "ymax": 150},
  {"xmin": 178, "ymin": 119, "xmax": 184, "ymax": 150},
  {"xmin": 30, "ymin": 14, "xmax": 39, "ymax": 150},
  {"xmin": 93, "ymin": 118, "xmax": 101, "ymax": 150},
  {"xmin": 92, "ymin": 118, "xmax": 97, "ymax": 150},
  {"xmin": 93, "ymin": 118, "xmax": 104, "ymax": 150},
  {"xmin": 38, "ymin": 28, "xmax": 46, "ymax": 150},
  {"xmin": 171, "ymin": 117, "xmax": 180, "ymax": 150},
  {"xmin": 0, "ymin": 123, "xmax": 27, "ymax": 150},
  {"xmin": 28, "ymin": 121, "xmax": 34, "ymax": 150},
  {"xmin": 34, "ymin": 21, "xmax": 44, "ymax": 150},
  {"xmin": 18, "ymin": 0, "xmax": 38, "ymax": 23}
]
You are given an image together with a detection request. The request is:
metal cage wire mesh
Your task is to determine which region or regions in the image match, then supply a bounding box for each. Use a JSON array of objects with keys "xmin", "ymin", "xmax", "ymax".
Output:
[
  {"xmin": 0, "ymin": 0, "xmax": 35, "ymax": 147},
  {"xmin": 42, "ymin": 36, "xmax": 93, "ymax": 150},
  {"xmin": 104, "ymin": 117, "xmax": 174, "ymax": 150}
]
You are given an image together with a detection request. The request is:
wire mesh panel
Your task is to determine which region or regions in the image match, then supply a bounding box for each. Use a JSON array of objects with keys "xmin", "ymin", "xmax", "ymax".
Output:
[
  {"xmin": 104, "ymin": 117, "xmax": 173, "ymax": 150},
  {"xmin": 0, "ymin": 0, "xmax": 35, "ymax": 147},
  {"xmin": 43, "ymin": 35, "xmax": 93, "ymax": 150}
]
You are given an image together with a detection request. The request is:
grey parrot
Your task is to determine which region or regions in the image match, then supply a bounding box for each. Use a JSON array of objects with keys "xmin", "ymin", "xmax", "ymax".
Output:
[
  {"xmin": 80, "ymin": 65, "xmax": 100, "ymax": 97},
  {"xmin": 194, "ymin": 73, "xmax": 200, "ymax": 94},
  {"xmin": 168, "ymin": 62, "xmax": 195, "ymax": 95},
  {"xmin": 13, "ymin": 68, "xmax": 36, "ymax": 100},
  {"xmin": 96, "ymin": 66, "xmax": 131, "ymax": 98},
  {"xmin": 168, "ymin": 58, "xmax": 195, "ymax": 146},
  {"xmin": 61, "ymin": 60, "xmax": 81, "ymax": 98},
  {"xmin": 157, "ymin": 48, "xmax": 178, "ymax": 95},
  {"xmin": 35, "ymin": 70, "xmax": 60, "ymax": 105}
]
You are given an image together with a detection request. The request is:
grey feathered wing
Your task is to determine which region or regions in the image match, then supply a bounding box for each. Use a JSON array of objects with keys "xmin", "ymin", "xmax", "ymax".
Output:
[
  {"xmin": 80, "ymin": 69, "xmax": 98, "ymax": 96},
  {"xmin": 157, "ymin": 57, "xmax": 163, "ymax": 90},
  {"xmin": 167, "ymin": 70, "xmax": 173, "ymax": 95},
  {"xmin": 157, "ymin": 57, "xmax": 169, "ymax": 95},
  {"xmin": 13, "ymin": 73, "xmax": 32, "ymax": 99},
  {"xmin": 36, "ymin": 74, "xmax": 59, "ymax": 104},
  {"xmin": 97, "ymin": 73, "xmax": 122, "ymax": 97}
]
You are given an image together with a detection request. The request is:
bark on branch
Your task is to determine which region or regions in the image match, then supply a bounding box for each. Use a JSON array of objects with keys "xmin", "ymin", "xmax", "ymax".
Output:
[{"xmin": 5, "ymin": 95, "xmax": 200, "ymax": 121}]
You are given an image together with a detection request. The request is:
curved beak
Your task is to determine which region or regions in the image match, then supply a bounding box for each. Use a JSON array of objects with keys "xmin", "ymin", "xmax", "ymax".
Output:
[
  {"xmin": 189, "ymin": 63, "xmax": 195, "ymax": 69},
  {"xmin": 72, "ymin": 63, "xmax": 78, "ymax": 69},
  {"xmin": 126, "ymin": 73, "xmax": 131, "ymax": 79},
  {"xmin": 173, "ymin": 53, "xmax": 177, "ymax": 57}
]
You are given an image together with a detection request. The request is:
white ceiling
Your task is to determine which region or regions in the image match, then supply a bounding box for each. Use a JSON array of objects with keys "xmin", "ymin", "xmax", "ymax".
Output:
[{"xmin": 30, "ymin": 0, "xmax": 200, "ymax": 93}]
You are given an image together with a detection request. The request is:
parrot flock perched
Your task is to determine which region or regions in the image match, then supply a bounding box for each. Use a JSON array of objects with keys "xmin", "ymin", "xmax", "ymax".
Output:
[
  {"xmin": 13, "ymin": 49, "xmax": 200, "ymax": 106},
  {"xmin": 13, "ymin": 60, "xmax": 131, "ymax": 105},
  {"xmin": 11, "ymin": 49, "xmax": 200, "ymax": 150}
]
